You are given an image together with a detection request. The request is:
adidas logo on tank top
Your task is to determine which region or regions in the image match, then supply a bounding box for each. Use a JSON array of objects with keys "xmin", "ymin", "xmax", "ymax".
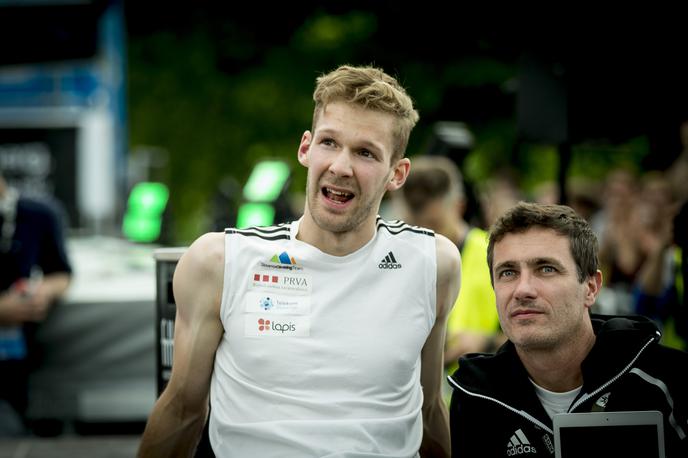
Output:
[{"xmin": 378, "ymin": 251, "xmax": 402, "ymax": 269}]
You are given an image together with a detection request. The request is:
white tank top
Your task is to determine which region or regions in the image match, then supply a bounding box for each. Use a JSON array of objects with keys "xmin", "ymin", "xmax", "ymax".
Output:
[{"xmin": 209, "ymin": 218, "xmax": 436, "ymax": 457}]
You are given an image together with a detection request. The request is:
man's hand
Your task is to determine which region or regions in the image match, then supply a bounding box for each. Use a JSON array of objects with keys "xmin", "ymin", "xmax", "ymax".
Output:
[{"xmin": 0, "ymin": 283, "xmax": 50, "ymax": 324}]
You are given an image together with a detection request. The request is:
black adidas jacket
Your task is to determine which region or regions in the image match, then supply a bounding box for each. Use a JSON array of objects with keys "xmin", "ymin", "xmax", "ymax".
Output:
[{"xmin": 448, "ymin": 315, "xmax": 688, "ymax": 457}]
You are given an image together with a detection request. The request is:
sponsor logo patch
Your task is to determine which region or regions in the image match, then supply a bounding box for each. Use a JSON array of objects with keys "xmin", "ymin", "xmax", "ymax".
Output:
[
  {"xmin": 271, "ymin": 251, "xmax": 297, "ymax": 265},
  {"xmin": 259, "ymin": 251, "xmax": 303, "ymax": 271},
  {"xmin": 249, "ymin": 272, "xmax": 311, "ymax": 294},
  {"xmin": 378, "ymin": 251, "xmax": 402, "ymax": 269},
  {"xmin": 245, "ymin": 315, "xmax": 310, "ymax": 337},
  {"xmin": 245, "ymin": 291, "xmax": 310, "ymax": 315}
]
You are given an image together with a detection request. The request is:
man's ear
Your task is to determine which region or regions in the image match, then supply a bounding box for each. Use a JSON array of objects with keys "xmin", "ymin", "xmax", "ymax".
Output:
[
  {"xmin": 584, "ymin": 270, "xmax": 603, "ymax": 309},
  {"xmin": 297, "ymin": 131, "xmax": 312, "ymax": 167},
  {"xmin": 386, "ymin": 158, "xmax": 411, "ymax": 191}
]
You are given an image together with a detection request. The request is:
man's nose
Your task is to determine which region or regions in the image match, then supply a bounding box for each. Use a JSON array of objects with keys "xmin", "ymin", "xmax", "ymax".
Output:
[
  {"xmin": 328, "ymin": 150, "xmax": 353, "ymax": 177},
  {"xmin": 513, "ymin": 271, "xmax": 538, "ymax": 301}
]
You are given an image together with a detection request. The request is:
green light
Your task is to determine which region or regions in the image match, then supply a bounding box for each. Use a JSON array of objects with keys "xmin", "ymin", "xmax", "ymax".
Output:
[
  {"xmin": 236, "ymin": 203, "xmax": 275, "ymax": 228},
  {"xmin": 242, "ymin": 161, "xmax": 290, "ymax": 202},
  {"xmin": 122, "ymin": 182, "xmax": 169, "ymax": 242},
  {"xmin": 128, "ymin": 182, "xmax": 169, "ymax": 213},
  {"xmin": 123, "ymin": 213, "xmax": 163, "ymax": 242}
]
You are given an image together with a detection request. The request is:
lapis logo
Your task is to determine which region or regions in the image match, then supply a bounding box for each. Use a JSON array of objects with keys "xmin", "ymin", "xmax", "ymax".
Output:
[
  {"xmin": 270, "ymin": 251, "xmax": 296, "ymax": 265},
  {"xmin": 259, "ymin": 296, "xmax": 274, "ymax": 311},
  {"xmin": 257, "ymin": 317, "xmax": 296, "ymax": 333}
]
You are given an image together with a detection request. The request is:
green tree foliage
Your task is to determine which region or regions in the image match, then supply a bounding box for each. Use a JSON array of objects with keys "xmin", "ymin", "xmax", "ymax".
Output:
[
  {"xmin": 127, "ymin": 7, "xmax": 675, "ymax": 243},
  {"xmin": 128, "ymin": 8, "xmax": 523, "ymax": 243}
]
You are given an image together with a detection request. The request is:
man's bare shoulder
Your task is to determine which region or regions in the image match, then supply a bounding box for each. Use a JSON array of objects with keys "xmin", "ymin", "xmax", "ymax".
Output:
[
  {"xmin": 182, "ymin": 232, "xmax": 225, "ymax": 273},
  {"xmin": 174, "ymin": 232, "xmax": 225, "ymax": 303}
]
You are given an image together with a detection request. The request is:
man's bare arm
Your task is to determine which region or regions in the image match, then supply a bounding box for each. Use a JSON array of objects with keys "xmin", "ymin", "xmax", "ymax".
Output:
[
  {"xmin": 138, "ymin": 232, "xmax": 225, "ymax": 458},
  {"xmin": 420, "ymin": 234, "xmax": 461, "ymax": 458}
]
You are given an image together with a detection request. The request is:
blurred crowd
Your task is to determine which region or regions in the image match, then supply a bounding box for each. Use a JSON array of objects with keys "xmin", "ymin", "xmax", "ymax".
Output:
[{"xmin": 388, "ymin": 120, "xmax": 688, "ymax": 355}]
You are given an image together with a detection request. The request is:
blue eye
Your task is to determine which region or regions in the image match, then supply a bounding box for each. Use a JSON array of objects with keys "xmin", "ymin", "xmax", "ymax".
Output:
[{"xmin": 498, "ymin": 270, "xmax": 515, "ymax": 279}]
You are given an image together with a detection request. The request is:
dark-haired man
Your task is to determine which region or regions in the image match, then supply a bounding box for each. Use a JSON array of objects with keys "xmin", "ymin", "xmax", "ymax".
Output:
[{"xmin": 449, "ymin": 202, "xmax": 688, "ymax": 457}]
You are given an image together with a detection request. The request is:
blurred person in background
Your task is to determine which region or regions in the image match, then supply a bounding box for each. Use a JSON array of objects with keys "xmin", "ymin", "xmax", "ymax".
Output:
[
  {"xmin": 595, "ymin": 170, "xmax": 677, "ymax": 318},
  {"xmin": 532, "ymin": 181, "xmax": 559, "ymax": 206},
  {"xmin": 566, "ymin": 177, "xmax": 602, "ymax": 223},
  {"xmin": 449, "ymin": 202, "xmax": 688, "ymax": 457},
  {"xmin": 138, "ymin": 65, "xmax": 461, "ymax": 458},
  {"xmin": 633, "ymin": 193, "xmax": 688, "ymax": 351},
  {"xmin": 667, "ymin": 120, "xmax": 688, "ymax": 204},
  {"xmin": 592, "ymin": 168, "xmax": 641, "ymax": 314},
  {"xmin": 400, "ymin": 156, "xmax": 503, "ymax": 382},
  {"xmin": 635, "ymin": 119, "xmax": 688, "ymax": 349},
  {"xmin": 0, "ymin": 171, "xmax": 72, "ymax": 436},
  {"xmin": 477, "ymin": 170, "xmax": 522, "ymax": 229}
]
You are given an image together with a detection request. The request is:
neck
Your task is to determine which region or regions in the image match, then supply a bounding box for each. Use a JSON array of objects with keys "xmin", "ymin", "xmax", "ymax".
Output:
[
  {"xmin": 437, "ymin": 219, "xmax": 469, "ymax": 246},
  {"xmin": 446, "ymin": 219, "xmax": 469, "ymax": 246},
  {"xmin": 517, "ymin": 322, "xmax": 596, "ymax": 392},
  {"xmin": 296, "ymin": 208, "xmax": 377, "ymax": 256}
]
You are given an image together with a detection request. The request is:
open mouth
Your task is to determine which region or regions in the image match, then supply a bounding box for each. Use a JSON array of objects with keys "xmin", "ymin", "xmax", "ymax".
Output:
[{"xmin": 322, "ymin": 187, "xmax": 354, "ymax": 203}]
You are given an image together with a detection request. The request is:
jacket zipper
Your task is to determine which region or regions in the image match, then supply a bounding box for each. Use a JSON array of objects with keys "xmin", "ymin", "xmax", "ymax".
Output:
[
  {"xmin": 447, "ymin": 332, "xmax": 659, "ymax": 434},
  {"xmin": 447, "ymin": 375, "xmax": 553, "ymax": 434},
  {"xmin": 568, "ymin": 333, "xmax": 659, "ymax": 412}
]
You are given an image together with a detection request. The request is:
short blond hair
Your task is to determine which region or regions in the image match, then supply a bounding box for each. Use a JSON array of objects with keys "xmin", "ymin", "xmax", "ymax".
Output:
[{"xmin": 312, "ymin": 65, "xmax": 419, "ymax": 161}]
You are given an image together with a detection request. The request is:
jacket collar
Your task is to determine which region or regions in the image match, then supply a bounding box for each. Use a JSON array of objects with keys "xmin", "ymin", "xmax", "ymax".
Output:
[{"xmin": 449, "ymin": 315, "xmax": 660, "ymax": 415}]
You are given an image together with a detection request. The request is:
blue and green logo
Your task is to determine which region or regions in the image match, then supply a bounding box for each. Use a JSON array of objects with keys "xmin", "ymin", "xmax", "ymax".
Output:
[{"xmin": 271, "ymin": 251, "xmax": 296, "ymax": 265}]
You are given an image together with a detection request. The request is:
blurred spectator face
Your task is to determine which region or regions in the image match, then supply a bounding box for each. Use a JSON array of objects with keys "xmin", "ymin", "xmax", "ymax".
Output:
[
  {"xmin": 533, "ymin": 181, "xmax": 560, "ymax": 205},
  {"xmin": 643, "ymin": 174, "xmax": 673, "ymax": 209},
  {"xmin": 607, "ymin": 171, "xmax": 634, "ymax": 203},
  {"xmin": 632, "ymin": 173, "xmax": 675, "ymax": 235},
  {"xmin": 604, "ymin": 169, "xmax": 636, "ymax": 218},
  {"xmin": 480, "ymin": 179, "xmax": 521, "ymax": 227},
  {"xmin": 631, "ymin": 198, "xmax": 660, "ymax": 233}
]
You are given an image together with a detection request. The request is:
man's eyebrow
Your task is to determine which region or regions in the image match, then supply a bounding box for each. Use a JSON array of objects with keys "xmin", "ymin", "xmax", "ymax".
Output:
[
  {"xmin": 494, "ymin": 260, "xmax": 517, "ymax": 271},
  {"xmin": 527, "ymin": 257, "xmax": 566, "ymax": 270},
  {"xmin": 314, "ymin": 129, "xmax": 385, "ymax": 153},
  {"xmin": 315, "ymin": 128, "xmax": 338, "ymax": 136},
  {"xmin": 494, "ymin": 258, "xmax": 567, "ymax": 270}
]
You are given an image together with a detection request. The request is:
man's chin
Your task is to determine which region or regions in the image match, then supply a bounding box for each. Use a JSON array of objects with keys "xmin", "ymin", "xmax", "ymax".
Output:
[
  {"xmin": 311, "ymin": 206, "xmax": 365, "ymax": 233},
  {"xmin": 512, "ymin": 335, "xmax": 555, "ymax": 351},
  {"xmin": 314, "ymin": 215, "xmax": 355, "ymax": 234}
]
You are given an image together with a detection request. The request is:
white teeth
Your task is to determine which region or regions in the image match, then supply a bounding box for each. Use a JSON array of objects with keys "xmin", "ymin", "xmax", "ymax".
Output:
[{"xmin": 327, "ymin": 188, "xmax": 352, "ymax": 197}]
